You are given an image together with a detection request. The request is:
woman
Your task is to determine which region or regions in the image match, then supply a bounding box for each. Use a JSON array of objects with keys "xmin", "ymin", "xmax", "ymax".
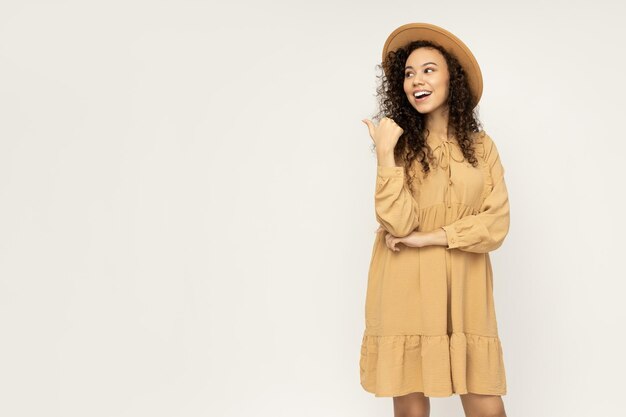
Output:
[{"xmin": 360, "ymin": 23, "xmax": 510, "ymax": 417}]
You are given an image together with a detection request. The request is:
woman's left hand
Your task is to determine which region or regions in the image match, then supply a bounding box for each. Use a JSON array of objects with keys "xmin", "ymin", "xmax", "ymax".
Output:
[{"xmin": 376, "ymin": 225, "xmax": 432, "ymax": 251}]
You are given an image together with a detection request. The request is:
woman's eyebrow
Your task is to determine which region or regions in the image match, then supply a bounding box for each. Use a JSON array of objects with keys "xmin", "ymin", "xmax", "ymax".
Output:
[{"xmin": 405, "ymin": 62, "xmax": 439, "ymax": 70}]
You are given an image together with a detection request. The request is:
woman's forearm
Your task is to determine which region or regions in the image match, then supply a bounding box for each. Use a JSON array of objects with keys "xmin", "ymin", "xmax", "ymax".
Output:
[
  {"xmin": 380, "ymin": 227, "xmax": 450, "ymax": 251},
  {"xmin": 433, "ymin": 227, "xmax": 449, "ymax": 248}
]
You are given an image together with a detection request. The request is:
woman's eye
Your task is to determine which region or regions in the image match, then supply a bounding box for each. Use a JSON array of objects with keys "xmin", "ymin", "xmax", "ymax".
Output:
[{"xmin": 406, "ymin": 68, "xmax": 434, "ymax": 77}]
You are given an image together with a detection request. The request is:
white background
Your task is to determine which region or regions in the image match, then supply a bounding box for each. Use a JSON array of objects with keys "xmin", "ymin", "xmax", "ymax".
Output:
[{"xmin": 1, "ymin": 1, "xmax": 624, "ymax": 416}]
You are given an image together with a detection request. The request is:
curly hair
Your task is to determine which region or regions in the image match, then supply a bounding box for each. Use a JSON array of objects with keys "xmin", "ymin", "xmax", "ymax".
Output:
[{"xmin": 369, "ymin": 40, "xmax": 484, "ymax": 194}]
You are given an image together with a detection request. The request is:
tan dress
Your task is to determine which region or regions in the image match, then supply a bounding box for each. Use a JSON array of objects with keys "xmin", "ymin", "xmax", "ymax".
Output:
[{"xmin": 359, "ymin": 130, "xmax": 510, "ymax": 397}]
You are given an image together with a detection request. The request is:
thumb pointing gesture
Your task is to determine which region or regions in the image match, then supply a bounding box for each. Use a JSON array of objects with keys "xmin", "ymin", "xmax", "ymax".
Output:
[
  {"xmin": 361, "ymin": 117, "xmax": 404, "ymax": 151},
  {"xmin": 362, "ymin": 119, "xmax": 375, "ymax": 143}
]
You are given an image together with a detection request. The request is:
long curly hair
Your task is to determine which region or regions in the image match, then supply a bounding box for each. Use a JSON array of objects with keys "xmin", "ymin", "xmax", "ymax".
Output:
[{"xmin": 369, "ymin": 40, "xmax": 484, "ymax": 194}]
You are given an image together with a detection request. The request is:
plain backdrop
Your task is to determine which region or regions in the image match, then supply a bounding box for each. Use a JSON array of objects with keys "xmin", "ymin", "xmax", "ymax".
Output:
[{"xmin": 1, "ymin": 1, "xmax": 625, "ymax": 416}]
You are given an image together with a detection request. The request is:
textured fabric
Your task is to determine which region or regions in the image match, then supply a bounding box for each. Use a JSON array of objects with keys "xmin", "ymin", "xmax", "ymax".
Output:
[{"xmin": 360, "ymin": 130, "xmax": 509, "ymax": 398}]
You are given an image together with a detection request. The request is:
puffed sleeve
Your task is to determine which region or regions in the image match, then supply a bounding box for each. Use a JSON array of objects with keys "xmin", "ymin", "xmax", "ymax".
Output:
[
  {"xmin": 440, "ymin": 135, "xmax": 510, "ymax": 253},
  {"xmin": 374, "ymin": 165, "xmax": 420, "ymax": 238}
]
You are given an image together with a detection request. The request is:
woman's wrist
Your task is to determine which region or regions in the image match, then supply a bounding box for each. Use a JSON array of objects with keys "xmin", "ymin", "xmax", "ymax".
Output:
[{"xmin": 376, "ymin": 149, "xmax": 398, "ymax": 167}]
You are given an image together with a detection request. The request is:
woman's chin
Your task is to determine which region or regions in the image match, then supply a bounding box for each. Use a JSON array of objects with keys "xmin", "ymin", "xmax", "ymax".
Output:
[{"xmin": 413, "ymin": 105, "xmax": 430, "ymax": 114}]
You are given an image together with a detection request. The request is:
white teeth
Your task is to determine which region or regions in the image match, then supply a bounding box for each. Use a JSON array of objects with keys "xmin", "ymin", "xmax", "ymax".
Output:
[{"xmin": 414, "ymin": 91, "xmax": 431, "ymax": 98}]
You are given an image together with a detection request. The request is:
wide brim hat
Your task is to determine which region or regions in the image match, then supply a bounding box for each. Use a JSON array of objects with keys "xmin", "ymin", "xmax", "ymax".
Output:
[{"xmin": 382, "ymin": 22, "xmax": 483, "ymax": 108}]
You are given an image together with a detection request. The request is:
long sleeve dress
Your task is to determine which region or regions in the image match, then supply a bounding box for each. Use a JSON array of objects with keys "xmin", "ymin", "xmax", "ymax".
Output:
[{"xmin": 359, "ymin": 130, "xmax": 510, "ymax": 398}]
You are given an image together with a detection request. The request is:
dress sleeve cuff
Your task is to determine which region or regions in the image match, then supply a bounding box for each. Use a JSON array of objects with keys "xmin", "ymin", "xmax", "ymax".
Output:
[
  {"xmin": 377, "ymin": 165, "xmax": 404, "ymax": 178},
  {"xmin": 441, "ymin": 225, "xmax": 460, "ymax": 250}
]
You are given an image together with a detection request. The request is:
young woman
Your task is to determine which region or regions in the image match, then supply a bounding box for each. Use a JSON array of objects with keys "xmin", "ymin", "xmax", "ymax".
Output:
[{"xmin": 360, "ymin": 23, "xmax": 511, "ymax": 417}]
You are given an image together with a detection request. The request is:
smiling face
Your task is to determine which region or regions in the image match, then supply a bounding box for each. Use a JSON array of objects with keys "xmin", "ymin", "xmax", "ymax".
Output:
[{"xmin": 403, "ymin": 47, "xmax": 450, "ymax": 116}]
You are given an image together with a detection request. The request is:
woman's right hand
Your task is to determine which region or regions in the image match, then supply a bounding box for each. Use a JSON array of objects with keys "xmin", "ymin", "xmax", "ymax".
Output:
[{"xmin": 362, "ymin": 117, "xmax": 404, "ymax": 154}]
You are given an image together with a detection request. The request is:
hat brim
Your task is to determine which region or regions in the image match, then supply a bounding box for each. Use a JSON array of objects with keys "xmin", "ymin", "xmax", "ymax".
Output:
[{"xmin": 382, "ymin": 22, "xmax": 483, "ymax": 108}]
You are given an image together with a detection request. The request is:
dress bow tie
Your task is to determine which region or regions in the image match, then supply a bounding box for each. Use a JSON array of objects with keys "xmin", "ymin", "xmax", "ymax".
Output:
[{"xmin": 430, "ymin": 140, "xmax": 465, "ymax": 208}]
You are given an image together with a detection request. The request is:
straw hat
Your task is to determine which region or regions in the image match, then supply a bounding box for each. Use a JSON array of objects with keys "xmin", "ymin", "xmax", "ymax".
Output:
[{"xmin": 382, "ymin": 22, "xmax": 483, "ymax": 108}]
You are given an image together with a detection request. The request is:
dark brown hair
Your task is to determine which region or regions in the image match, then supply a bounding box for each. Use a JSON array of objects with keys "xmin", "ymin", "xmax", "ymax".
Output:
[{"xmin": 369, "ymin": 39, "xmax": 484, "ymax": 193}]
